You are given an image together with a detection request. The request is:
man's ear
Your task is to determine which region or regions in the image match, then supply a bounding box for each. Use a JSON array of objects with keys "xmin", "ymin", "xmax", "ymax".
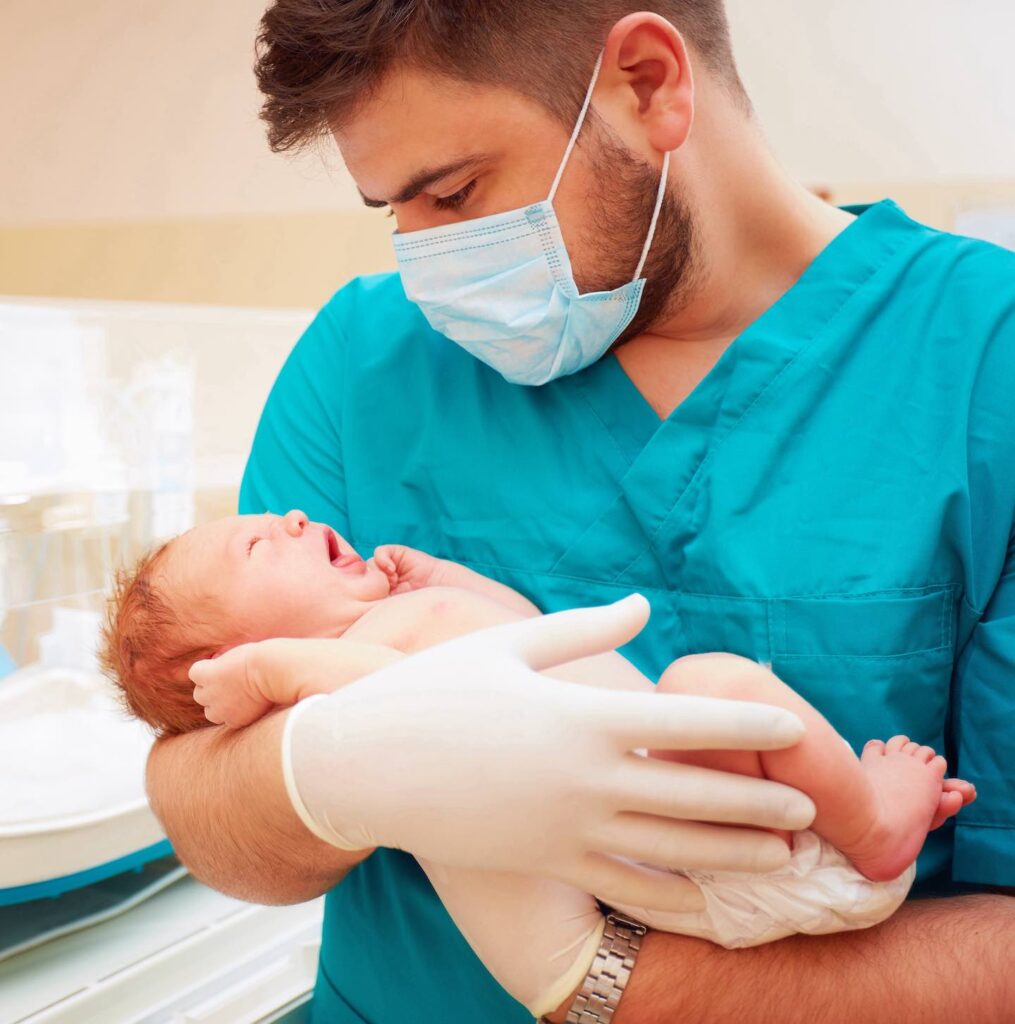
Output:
[{"xmin": 597, "ymin": 12, "xmax": 694, "ymax": 159}]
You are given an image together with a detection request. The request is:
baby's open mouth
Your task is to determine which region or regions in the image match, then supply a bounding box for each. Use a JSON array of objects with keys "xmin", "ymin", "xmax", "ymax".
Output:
[
  {"xmin": 325, "ymin": 526, "xmax": 365, "ymax": 571},
  {"xmin": 326, "ymin": 528, "xmax": 341, "ymax": 563}
]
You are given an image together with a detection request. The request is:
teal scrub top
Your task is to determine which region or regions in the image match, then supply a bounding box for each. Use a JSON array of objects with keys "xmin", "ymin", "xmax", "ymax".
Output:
[{"xmin": 239, "ymin": 201, "xmax": 1015, "ymax": 1024}]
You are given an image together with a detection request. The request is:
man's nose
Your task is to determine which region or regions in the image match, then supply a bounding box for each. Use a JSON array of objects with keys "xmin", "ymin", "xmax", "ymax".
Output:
[{"xmin": 282, "ymin": 509, "xmax": 308, "ymax": 537}]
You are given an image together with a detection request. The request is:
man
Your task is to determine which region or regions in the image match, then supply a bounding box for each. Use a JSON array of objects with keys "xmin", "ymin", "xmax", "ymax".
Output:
[{"xmin": 148, "ymin": 3, "xmax": 1015, "ymax": 1021}]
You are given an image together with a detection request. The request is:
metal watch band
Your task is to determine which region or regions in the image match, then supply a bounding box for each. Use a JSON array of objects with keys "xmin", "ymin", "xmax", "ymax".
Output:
[{"xmin": 540, "ymin": 911, "xmax": 648, "ymax": 1024}]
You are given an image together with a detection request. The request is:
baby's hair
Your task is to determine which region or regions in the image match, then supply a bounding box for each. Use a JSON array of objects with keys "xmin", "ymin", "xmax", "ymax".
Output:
[{"xmin": 99, "ymin": 540, "xmax": 218, "ymax": 736}]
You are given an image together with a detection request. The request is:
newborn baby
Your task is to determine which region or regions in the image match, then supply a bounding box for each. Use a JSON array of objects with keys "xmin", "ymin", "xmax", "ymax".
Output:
[{"xmin": 101, "ymin": 509, "xmax": 975, "ymax": 948}]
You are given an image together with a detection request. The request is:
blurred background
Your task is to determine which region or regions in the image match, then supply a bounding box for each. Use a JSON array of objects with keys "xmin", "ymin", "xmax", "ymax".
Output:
[
  {"xmin": 0, "ymin": 2, "xmax": 1013, "ymax": 1022},
  {"xmin": 2, "ymin": 0, "xmax": 1015, "ymax": 307}
]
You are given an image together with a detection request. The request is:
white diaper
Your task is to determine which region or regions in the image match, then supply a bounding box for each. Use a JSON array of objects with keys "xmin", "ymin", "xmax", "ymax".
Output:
[{"xmin": 610, "ymin": 830, "xmax": 916, "ymax": 949}]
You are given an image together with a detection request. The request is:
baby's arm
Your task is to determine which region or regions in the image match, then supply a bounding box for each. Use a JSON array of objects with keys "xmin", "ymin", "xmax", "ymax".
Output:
[
  {"xmin": 191, "ymin": 638, "xmax": 405, "ymax": 729},
  {"xmin": 193, "ymin": 546, "xmax": 541, "ymax": 731},
  {"xmin": 193, "ymin": 583, "xmax": 644, "ymax": 730},
  {"xmin": 374, "ymin": 544, "xmax": 541, "ymax": 617}
]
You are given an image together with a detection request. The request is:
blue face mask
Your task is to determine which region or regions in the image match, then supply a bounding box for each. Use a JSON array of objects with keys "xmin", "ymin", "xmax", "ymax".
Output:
[{"xmin": 392, "ymin": 53, "xmax": 671, "ymax": 386}]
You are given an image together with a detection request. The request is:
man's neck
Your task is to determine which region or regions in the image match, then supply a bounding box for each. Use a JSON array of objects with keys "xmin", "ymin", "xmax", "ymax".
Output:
[
  {"xmin": 618, "ymin": 115, "xmax": 854, "ymax": 417},
  {"xmin": 664, "ymin": 124, "xmax": 852, "ymax": 346}
]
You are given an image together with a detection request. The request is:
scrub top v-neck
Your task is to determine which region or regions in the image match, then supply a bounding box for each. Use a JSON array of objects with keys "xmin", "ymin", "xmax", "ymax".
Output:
[{"xmin": 239, "ymin": 200, "xmax": 1015, "ymax": 1024}]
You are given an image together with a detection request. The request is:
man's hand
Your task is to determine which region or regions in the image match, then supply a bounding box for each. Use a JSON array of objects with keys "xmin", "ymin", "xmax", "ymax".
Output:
[
  {"xmin": 373, "ymin": 543, "xmax": 445, "ymax": 592},
  {"xmin": 279, "ymin": 595, "xmax": 817, "ymax": 910}
]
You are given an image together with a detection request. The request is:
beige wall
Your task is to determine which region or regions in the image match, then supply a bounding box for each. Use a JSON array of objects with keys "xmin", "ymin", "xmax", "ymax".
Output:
[
  {"xmin": 0, "ymin": 211, "xmax": 395, "ymax": 308},
  {"xmin": 1, "ymin": 0, "xmax": 355, "ymax": 225},
  {"xmin": 5, "ymin": 180, "xmax": 1015, "ymax": 309},
  {"xmin": 2, "ymin": 0, "xmax": 1014, "ymax": 307}
]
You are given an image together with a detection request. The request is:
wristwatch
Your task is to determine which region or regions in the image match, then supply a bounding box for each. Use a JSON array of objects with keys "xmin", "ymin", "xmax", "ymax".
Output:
[{"xmin": 539, "ymin": 910, "xmax": 648, "ymax": 1024}]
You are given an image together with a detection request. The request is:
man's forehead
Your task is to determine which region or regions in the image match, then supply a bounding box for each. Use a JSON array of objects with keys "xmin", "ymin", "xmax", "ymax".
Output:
[{"xmin": 334, "ymin": 67, "xmax": 556, "ymax": 198}]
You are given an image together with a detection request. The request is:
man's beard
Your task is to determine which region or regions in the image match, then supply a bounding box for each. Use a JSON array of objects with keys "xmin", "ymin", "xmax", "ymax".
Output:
[{"xmin": 572, "ymin": 120, "xmax": 698, "ymax": 347}]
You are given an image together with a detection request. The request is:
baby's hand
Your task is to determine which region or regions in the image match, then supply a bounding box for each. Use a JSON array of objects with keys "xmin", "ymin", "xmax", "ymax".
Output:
[
  {"xmin": 190, "ymin": 646, "xmax": 276, "ymax": 729},
  {"xmin": 374, "ymin": 544, "xmax": 446, "ymax": 594}
]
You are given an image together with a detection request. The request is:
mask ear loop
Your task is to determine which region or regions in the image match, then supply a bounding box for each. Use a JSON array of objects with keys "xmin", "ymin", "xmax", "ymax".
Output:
[
  {"xmin": 547, "ymin": 50, "xmax": 671, "ymax": 284},
  {"xmin": 548, "ymin": 52, "xmax": 605, "ymax": 203},
  {"xmin": 632, "ymin": 149, "xmax": 671, "ymax": 282}
]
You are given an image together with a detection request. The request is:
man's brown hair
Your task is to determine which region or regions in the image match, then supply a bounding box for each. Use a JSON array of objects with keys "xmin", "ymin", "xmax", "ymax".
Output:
[
  {"xmin": 255, "ymin": 0, "xmax": 747, "ymax": 154},
  {"xmin": 99, "ymin": 542, "xmax": 218, "ymax": 737}
]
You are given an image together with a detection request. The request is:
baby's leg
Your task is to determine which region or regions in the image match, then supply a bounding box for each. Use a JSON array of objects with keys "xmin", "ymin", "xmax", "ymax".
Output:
[{"xmin": 654, "ymin": 654, "xmax": 967, "ymax": 881}]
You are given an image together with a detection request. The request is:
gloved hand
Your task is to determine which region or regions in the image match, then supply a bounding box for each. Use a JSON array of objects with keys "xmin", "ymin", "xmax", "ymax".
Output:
[
  {"xmin": 418, "ymin": 860, "xmax": 605, "ymax": 1019},
  {"xmin": 278, "ymin": 595, "xmax": 816, "ymax": 911}
]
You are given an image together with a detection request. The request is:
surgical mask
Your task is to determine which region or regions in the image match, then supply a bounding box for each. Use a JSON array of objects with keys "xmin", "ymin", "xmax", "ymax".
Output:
[{"xmin": 392, "ymin": 53, "xmax": 671, "ymax": 386}]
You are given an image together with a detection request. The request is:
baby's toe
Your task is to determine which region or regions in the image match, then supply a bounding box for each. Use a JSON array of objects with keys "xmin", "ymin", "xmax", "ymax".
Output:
[
  {"xmin": 929, "ymin": 790, "xmax": 965, "ymax": 831},
  {"xmin": 860, "ymin": 737, "xmax": 884, "ymax": 761},
  {"xmin": 885, "ymin": 735, "xmax": 910, "ymax": 754},
  {"xmin": 943, "ymin": 778, "xmax": 977, "ymax": 805},
  {"xmin": 916, "ymin": 745, "xmax": 937, "ymax": 764}
]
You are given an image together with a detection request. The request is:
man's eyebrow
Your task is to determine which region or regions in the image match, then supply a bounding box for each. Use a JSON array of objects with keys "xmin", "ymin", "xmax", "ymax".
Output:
[{"xmin": 358, "ymin": 155, "xmax": 486, "ymax": 207}]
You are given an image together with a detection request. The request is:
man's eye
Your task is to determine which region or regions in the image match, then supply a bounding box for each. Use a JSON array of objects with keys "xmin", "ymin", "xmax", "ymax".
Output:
[{"xmin": 433, "ymin": 180, "xmax": 477, "ymax": 211}]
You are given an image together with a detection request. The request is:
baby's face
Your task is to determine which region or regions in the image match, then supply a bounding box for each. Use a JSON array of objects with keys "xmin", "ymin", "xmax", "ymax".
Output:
[{"xmin": 166, "ymin": 510, "xmax": 391, "ymax": 649}]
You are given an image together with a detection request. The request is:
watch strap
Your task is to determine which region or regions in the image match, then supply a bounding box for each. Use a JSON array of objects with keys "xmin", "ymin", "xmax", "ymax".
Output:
[{"xmin": 540, "ymin": 910, "xmax": 647, "ymax": 1024}]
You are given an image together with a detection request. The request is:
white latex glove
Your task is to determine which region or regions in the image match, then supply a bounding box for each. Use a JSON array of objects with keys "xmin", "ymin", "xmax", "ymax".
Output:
[
  {"xmin": 419, "ymin": 861, "xmax": 605, "ymax": 1019},
  {"xmin": 280, "ymin": 595, "xmax": 816, "ymax": 911}
]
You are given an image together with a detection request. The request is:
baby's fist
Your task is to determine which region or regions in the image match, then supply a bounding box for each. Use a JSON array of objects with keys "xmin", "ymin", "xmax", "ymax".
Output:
[
  {"xmin": 373, "ymin": 544, "xmax": 443, "ymax": 593},
  {"xmin": 190, "ymin": 647, "xmax": 275, "ymax": 729}
]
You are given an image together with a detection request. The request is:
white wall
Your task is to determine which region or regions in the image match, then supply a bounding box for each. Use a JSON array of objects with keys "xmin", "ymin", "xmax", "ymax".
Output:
[
  {"xmin": 726, "ymin": 0, "xmax": 1015, "ymax": 184},
  {"xmin": 0, "ymin": 297, "xmax": 310, "ymax": 491},
  {"xmin": 2, "ymin": 0, "xmax": 1014, "ymax": 227}
]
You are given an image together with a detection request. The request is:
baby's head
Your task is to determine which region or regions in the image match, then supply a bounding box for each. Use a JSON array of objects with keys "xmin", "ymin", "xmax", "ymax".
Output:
[{"xmin": 100, "ymin": 510, "xmax": 390, "ymax": 735}]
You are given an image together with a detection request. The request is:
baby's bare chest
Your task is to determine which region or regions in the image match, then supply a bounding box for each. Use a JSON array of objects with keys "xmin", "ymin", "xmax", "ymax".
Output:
[{"xmin": 345, "ymin": 586, "xmax": 483, "ymax": 655}]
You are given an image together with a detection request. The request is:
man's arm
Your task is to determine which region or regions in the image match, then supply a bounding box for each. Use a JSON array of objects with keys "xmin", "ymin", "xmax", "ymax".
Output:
[
  {"xmin": 147, "ymin": 709, "xmax": 370, "ymax": 905},
  {"xmin": 605, "ymin": 894, "xmax": 1014, "ymax": 1024}
]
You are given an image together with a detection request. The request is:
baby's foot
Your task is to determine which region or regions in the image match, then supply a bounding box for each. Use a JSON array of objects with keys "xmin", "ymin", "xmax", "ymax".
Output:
[{"xmin": 843, "ymin": 736, "xmax": 974, "ymax": 882}]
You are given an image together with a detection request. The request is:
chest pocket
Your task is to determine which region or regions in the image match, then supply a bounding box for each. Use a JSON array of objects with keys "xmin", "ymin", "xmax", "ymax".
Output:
[{"xmin": 768, "ymin": 587, "xmax": 957, "ymax": 752}]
